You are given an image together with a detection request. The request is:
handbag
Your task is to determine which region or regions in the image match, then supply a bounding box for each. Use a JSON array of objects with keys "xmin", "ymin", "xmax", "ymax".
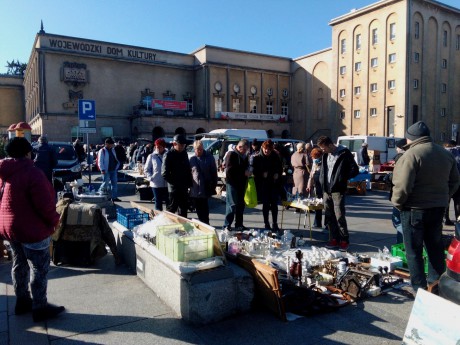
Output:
[{"xmin": 244, "ymin": 176, "xmax": 258, "ymax": 208}]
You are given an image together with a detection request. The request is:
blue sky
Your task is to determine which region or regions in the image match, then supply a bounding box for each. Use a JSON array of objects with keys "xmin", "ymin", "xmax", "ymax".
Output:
[{"xmin": 0, "ymin": 0, "xmax": 459, "ymax": 74}]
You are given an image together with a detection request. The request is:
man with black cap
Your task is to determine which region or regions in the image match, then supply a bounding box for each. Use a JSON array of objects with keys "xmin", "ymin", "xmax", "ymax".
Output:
[
  {"xmin": 97, "ymin": 137, "xmax": 121, "ymax": 202},
  {"xmin": 0, "ymin": 137, "xmax": 65, "ymax": 322},
  {"xmin": 392, "ymin": 121, "xmax": 460, "ymax": 296},
  {"xmin": 162, "ymin": 134, "xmax": 192, "ymax": 217}
]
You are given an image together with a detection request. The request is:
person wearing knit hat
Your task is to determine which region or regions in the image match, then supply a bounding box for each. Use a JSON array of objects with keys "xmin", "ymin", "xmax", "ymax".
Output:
[
  {"xmin": 405, "ymin": 121, "xmax": 430, "ymax": 141},
  {"xmin": 144, "ymin": 138, "xmax": 169, "ymax": 211},
  {"xmin": 0, "ymin": 137, "xmax": 65, "ymax": 322},
  {"xmin": 392, "ymin": 121, "xmax": 460, "ymax": 297}
]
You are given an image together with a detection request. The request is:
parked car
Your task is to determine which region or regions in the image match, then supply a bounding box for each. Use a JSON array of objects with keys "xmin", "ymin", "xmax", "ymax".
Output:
[
  {"xmin": 439, "ymin": 223, "xmax": 460, "ymax": 304},
  {"xmin": 48, "ymin": 141, "xmax": 82, "ymax": 184}
]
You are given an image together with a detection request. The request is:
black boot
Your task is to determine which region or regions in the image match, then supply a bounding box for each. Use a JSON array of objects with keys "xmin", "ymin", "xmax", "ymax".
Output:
[
  {"xmin": 15, "ymin": 297, "xmax": 33, "ymax": 315},
  {"xmin": 32, "ymin": 303, "xmax": 65, "ymax": 322}
]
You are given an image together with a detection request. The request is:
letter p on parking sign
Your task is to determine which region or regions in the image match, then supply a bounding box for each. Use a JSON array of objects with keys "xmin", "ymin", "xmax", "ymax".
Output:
[{"xmin": 78, "ymin": 100, "xmax": 96, "ymax": 120}]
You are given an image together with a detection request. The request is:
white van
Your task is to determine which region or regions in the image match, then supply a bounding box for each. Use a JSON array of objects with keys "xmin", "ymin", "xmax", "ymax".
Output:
[{"xmin": 337, "ymin": 135, "xmax": 403, "ymax": 164}]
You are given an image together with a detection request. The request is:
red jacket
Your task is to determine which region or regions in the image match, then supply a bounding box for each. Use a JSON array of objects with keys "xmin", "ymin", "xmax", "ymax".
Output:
[{"xmin": 0, "ymin": 157, "xmax": 59, "ymax": 243}]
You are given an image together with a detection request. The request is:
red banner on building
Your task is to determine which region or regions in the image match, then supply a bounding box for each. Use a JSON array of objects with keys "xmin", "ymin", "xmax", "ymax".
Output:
[{"xmin": 152, "ymin": 99, "xmax": 187, "ymax": 110}]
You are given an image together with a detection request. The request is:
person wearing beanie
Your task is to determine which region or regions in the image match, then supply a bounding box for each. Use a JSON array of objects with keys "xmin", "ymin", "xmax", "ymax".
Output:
[
  {"xmin": 443, "ymin": 140, "xmax": 460, "ymax": 226},
  {"xmin": 97, "ymin": 137, "xmax": 121, "ymax": 202},
  {"xmin": 391, "ymin": 121, "xmax": 460, "ymax": 296},
  {"xmin": 358, "ymin": 142, "xmax": 370, "ymax": 168},
  {"xmin": 0, "ymin": 137, "xmax": 65, "ymax": 322},
  {"xmin": 144, "ymin": 138, "xmax": 169, "ymax": 211}
]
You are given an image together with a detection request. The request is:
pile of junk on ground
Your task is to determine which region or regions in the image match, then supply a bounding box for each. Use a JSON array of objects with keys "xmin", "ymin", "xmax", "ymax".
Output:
[{"xmin": 125, "ymin": 208, "xmax": 420, "ymax": 320}]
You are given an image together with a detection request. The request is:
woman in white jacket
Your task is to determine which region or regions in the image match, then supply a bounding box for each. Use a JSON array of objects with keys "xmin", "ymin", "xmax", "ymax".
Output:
[{"xmin": 144, "ymin": 139, "xmax": 169, "ymax": 211}]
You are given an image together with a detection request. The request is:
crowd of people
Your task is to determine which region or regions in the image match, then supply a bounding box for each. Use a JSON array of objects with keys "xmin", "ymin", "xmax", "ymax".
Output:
[{"xmin": 1, "ymin": 119, "xmax": 460, "ymax": 323}]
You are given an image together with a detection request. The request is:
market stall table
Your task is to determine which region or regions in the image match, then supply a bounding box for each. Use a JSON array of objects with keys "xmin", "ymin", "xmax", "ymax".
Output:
[{"xmin": 280, "ymin": 200, "xmax": 324, "ymax": 240}]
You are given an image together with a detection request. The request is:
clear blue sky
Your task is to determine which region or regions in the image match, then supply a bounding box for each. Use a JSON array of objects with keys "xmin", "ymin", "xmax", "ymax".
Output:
[{"xmin": 0, "ymin": 0, "xmax": 459, "ymax": 74}]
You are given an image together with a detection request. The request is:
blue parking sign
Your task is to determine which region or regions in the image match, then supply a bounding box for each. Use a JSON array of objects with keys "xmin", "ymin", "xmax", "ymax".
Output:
[{"xmin": 78, "ymin": 100, "xmax": 96, "ymax": 120}]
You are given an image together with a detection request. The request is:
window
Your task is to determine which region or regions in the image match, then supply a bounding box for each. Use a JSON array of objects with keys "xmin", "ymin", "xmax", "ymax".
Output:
[
  {"xmin": 341, "ymin": 39, "xmax": 346, "ymax": 54},
  {"xmin": 232, "ymin": 98, "xmax": 240, "ymax": 112},
  {"xmin": 214, "ymin": 97, "xmax": 223, "ymax": 112},
  {"xmin": 370, "ymin": 83, "xmax": 378, "ymax": 92},
  {"xmin": 442, "ymin": 83, "xmax": 447, "ymax": 93},
  {"xmin": 249, "ymin": 99, "xmax": 257, "ymax": 113},
  {"xmin": 354, "ymin": 86, "xmax": 361, "ymax": 95},
  {"xmin": 370, "ymin": 108, "xmax": 377, "ymax": 117},
  {"xmin": 339, "ymin": 89, "xmax": 346, "ymax": 98},
  {"xmin": 388, "ymin": 80, "xmax": 396, "ymax": 90},
  {"xmin": 186, "ymin": 99, "xmax": 193, "ymax": 112},
  {"xmin": 414, "ymin": 22, "xmax": 420, "ymax": 39},
  {"xmin": 442, "ymin": 59, "xmax": 447, "ymax": 69},
  {"xmin": 340, "ymin": 66, "xmax": 346, "ymax": 75},
  {"xmin": 266, "ymin": 101, "xmax": 273, "ymax": 115},
  {"xmin": 100, "ymin": 127, "xmax": 113, "ymax": 139},
  {"xmin": 355, "ymin": 61, "xmax": 362, "ymax": 72},
  {"xmin": 356, "ymin": 34, "xmax": 362, "ymax": 50},
  {"xmin": 371, "ymin": 57, "xmax": 378, "ymax": 68},
  {"xmin": 413, "ymin": 79, "xmax": 419, "ymax": 89},
  {"xmin": 441, "ymin": 108, "xmax": 446, "ymax": 117},
  {"xmin": 414, "ymin": 52, "xmax": 420, "ymax": 63},
  {"xmin": 354, "ymin": 110, "xmax": 361, "ymax": 118},
  {"xmin": 372, "ymin": 28, "xmax": 378, "ymax": 45},
  {"xmin": 389, "ymin": 53, "xmax": 396, "ymax": 63},
  {"xmin": 443, "ymin": 30, "xmax": 448, "ymax": 47},
  {"xmin": 339, "ymin": 111, "xmax": 345, "ymax": 119},
  {"xmin": 390, "ymin": 23, "xmax": 396, "ymax": 40},
  {"xmin": 281, "ymin": 102, "xmax": 288, "ymax": 116}
]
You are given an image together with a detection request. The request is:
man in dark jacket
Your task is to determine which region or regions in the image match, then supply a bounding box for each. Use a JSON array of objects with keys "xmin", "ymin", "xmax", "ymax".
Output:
[
  {"xmin": 358, "ymin": 142, "xmax": 370, "ymax": 167},
  {"xmin": 317, "ymin": 136, "xmax": 359, "ymax": 251},
  {"xmin": 33, "ymin": 136, "xmax": 58, "ymax": 182},
  {"xmin": 161, "ymin": 134, "xmax": 192, "ymax": 217},
  {"xmin": 0, "ymin": 137, "xmax": 64, "ymax": 322},
  {"xmin": 223, "ymin": 139, "xmax": 250, "ymax": 232},
  {"xmin": 73, "ymin": 139, "xmax": 86, "ymax": 163},
  {"xmin": 392, "ymin": 121, "xmax": 459, "ymax": 295}
]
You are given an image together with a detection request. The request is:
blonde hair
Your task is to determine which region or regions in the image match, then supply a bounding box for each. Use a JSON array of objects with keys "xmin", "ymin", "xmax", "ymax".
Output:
[
  {"xmin": 193, "ymin": 140, "xmax": 203, "ymax": 149},
  {"xmin": 296, "ymin": 142, "xmax": 305, "ymax": 152}
]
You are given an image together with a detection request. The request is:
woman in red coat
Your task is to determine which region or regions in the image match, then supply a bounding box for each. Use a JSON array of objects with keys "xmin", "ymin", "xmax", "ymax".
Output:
[{"xmin": 0, "ymin": 137, "xmax": 64, "ymax": 322}]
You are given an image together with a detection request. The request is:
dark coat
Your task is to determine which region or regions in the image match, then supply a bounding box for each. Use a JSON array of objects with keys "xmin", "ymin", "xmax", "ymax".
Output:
[
  {"xmin": 225, "ymin": 150, "xmax": 249, "ymax": 191},
  {"xmin": 358, "ymin": 146, "xmax": 370, "ymax": 166},
  {"xmin": 33, "ymin": 142, "xmax": 58, "ymax": 181},
  {"xmin": 252, "ymin": 150, "xmax": 283, "ymax": 199},
  {"xmin": 190, "ymin": 151, "xmax": 218, "ymax": 198},
  {"xmin": 0, "ymin": 158, "xmax": 59, "ymax": 243},
  {"xmin": 319, "ymin": 146, "xmax": 359, "ymax": 194},
  {"xmin": 161, "ymin": 148, "xmax": 192, "ymax": 192}
]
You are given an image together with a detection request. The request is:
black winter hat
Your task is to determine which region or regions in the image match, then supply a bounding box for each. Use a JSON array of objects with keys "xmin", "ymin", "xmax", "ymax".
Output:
[
  {"xmin": 6, "ymin": 137, "xmax": 33, "ymax": 158},
  {"xmin": 406, "ymin": 121, "xmax": 430, "ymax": 141},
  {"xmin": 173, "ymin": 134, "xmax": 187, "ymax": 145}
]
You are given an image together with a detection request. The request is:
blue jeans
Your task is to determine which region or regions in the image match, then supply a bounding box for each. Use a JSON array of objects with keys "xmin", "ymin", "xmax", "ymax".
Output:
[
  {"xmin": 10, "ymin": 241, "xmax": 50, "ymax": 309},
  {"xmin": 392, "ymin": 207, "xmax": 404, "ymax": 244},
  {"xmin": 99, "ymin": 170, "xmax": 118, "ymax": 198},
  {"xmin": 153, "ymin": 187, "xmax": 169, "ymax": 211},
  {"xmin": 400, "ymin": 207, "xmax": 446, "ymax": 290},
  {"xmin": 224, "ymin": 184, "xmax": 246, "ymax": 228},
  {"xmin": 323, "ymin": 192, "xmax": 349, "ymax": 242}
]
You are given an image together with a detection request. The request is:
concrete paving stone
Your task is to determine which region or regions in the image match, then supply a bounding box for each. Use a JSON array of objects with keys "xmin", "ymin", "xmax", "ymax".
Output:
[
  {"xmin": 8, "ymin": 314, "xmax": 49, "ymax": 345},
  {"xmin": 50, "ymin": 314, "xmax": 205, "ymax": 345},
  {"xmin": 318, "ymin": 327, "xmax": 403, "ymax": 345}
]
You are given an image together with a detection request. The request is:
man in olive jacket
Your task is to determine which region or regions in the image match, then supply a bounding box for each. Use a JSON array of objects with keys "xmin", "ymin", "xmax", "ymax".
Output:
[
  {"xmin": 317, "ymin": 136, "xmax": 359, "ymax": 251},
  {"xmin": 392, "ymin": 121, "xmax": 459, "ymax": 294}
]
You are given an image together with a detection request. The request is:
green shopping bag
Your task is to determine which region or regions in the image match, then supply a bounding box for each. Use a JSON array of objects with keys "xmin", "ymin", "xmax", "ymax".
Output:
[{"xmin": 244, "ymin": 176, "xmax": 258, "ymax": 208}]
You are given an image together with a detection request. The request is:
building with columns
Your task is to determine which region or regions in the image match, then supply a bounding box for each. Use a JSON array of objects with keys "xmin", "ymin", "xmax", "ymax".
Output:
[{"xmin": 1, "ymin": 0, "xmax": 459, "ymax": 144}]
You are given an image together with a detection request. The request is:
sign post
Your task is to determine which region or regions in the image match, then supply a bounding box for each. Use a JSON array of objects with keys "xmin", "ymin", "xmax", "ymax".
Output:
[{"xmin": 78, "ymin": 100, "xmax": 96, "ymax": 186}]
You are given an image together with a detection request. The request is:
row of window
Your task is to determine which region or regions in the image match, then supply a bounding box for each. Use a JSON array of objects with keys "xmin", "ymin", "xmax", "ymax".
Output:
[
  {"xmin": 341, "ymin": 107, "xmax": 448, "ymax": 119},
  {"xmin": 339, "ymin": 54, "xmax": 397, "ymax": 76},
  {"xmin": 340, "ymin": 81, "xmax": 448, "ymax": 97},
  {"xmin": 214, "ymin": 98, "xmax": 289, "ymax": 116},
  {"xmin": 342, "ymin": 22, "xmax": 460, "ymax": 55},
  {"xmin": 340, "ymin": 23, "xmax": 397, "ymax": 54}
]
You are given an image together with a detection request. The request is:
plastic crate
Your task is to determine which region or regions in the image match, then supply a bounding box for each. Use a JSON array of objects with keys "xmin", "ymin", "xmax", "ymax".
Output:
[
  {"xmin": 156, "ymin": 223, "xmax": 214, "ymax": 262},
  {"xmin": 117, "ymin": 208, "xmax": 149, "ymax": 230},
  {"xmin": 391, "ymin": 243, "xmax": 447, "ymax": 274}
]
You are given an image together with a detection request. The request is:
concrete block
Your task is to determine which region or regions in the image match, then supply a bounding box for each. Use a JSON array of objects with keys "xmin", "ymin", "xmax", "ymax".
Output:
[{"xmin": 111, "ymin": 223, "xmax": 254, "ymax": 325}]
